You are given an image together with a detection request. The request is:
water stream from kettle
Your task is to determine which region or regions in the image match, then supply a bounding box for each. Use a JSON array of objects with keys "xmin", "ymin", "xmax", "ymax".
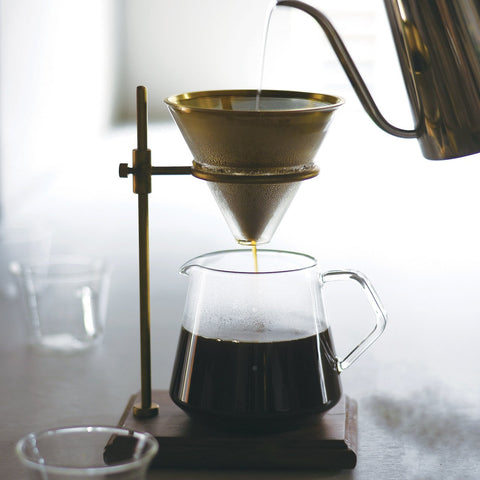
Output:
[{"xmin": 255, "ymin": 1, "xmax": 278, "ymax": 110}]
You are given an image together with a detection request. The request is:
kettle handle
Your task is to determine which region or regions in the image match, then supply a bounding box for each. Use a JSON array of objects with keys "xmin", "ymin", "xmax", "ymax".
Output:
[
  {"xmin": 277, "ymin": 0, "xmax": 418, "ymax": 139},
  {"xmin": 321, "ymin": 270, "xmax": 387, "ymax": 372}
]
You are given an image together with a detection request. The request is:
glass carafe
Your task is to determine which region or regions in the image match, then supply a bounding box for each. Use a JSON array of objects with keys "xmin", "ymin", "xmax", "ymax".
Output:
[{"xmin": 170, "ymin": 249, "xmax": 386, "ymax": 427}]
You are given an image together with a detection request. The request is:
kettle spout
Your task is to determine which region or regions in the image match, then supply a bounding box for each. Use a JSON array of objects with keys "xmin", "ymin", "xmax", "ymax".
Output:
[
  {"xmin": 277, "ymin": 0, "xmax": 480, "ymax": 160},
  {"xmin": 277, "ymin": 0, "xmax": 418, "ymax": 140}
]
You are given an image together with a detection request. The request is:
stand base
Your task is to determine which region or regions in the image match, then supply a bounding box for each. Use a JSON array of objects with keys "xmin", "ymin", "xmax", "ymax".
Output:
[{"xmin": 116, "ymin": 390, "xmax": 357, "ymax": 469}]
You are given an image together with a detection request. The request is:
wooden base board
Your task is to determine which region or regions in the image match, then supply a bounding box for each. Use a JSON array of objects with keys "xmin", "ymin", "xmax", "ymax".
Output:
[{"xmin": 116, "ymin": 390, "xmax": 357, "ymax": 470}]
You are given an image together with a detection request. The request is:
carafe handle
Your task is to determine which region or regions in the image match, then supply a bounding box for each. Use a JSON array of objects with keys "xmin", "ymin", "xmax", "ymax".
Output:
[{"xmin": 321, "ymin": 270, "xmax": 387, "ymax": 372}]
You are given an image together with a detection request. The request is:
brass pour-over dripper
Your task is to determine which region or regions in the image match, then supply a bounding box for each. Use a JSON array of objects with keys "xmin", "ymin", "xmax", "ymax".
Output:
[
  {"xmin": 120, "ymin": 87, "xmax": 342, "ymax": 417},
  {"xmin": 165, "ymin": 89, "xmax": 343, "ymax": 244}
]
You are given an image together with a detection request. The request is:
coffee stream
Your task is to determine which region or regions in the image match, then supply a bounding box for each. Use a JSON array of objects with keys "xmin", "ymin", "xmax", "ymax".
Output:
[{"xmin": 251, "ymin": 241, "xmax": 259, "ymax": 272}]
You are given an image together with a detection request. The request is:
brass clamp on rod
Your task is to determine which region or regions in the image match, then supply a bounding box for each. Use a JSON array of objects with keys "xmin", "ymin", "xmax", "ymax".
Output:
[{"xmin": 119, "ymin": 85, "xmax": 191, "ymax": 418}]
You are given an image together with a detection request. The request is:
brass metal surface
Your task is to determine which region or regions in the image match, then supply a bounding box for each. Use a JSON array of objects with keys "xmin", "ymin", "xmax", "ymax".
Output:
[{"xmin": 277, "ymin": 0, "xmax": 480, "ymax": 160}]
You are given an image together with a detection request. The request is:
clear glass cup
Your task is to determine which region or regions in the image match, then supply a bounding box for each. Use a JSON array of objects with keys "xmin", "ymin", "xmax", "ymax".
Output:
[
  {"xmin": 10, "ymin": 255, "xmax": 110, "ymax": 354},
  {"xmin": 16, "ymin": 426, "xmax": 158, "ymax": 479}
]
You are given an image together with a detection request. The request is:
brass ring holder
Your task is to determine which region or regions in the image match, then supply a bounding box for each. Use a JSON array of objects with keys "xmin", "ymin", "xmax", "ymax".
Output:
[{"xmin": 190, "ymin": 162, "xmax": 320, "ymax": 184}]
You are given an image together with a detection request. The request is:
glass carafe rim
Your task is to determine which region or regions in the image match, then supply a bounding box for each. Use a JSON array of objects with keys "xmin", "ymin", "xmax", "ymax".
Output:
[{"xmin": 180, "ymin": 249, "xmax": 318, "ymax": 275}]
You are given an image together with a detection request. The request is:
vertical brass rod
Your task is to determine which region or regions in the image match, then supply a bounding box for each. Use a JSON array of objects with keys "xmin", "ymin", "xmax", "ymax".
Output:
[
  {"xmin": 137, "ymin": 87, "xmax": 148, "ymax": 151},
  {"xmin": 137, "ymin": 193, "xmax": 154, "ymax": 411},
  {"xmin": 118, "ymin": 86, "xmax": 192, "ymax": 417},
  {"xmin": 132, "ymin": 86, "xmax": 159, "ymax": 418}
]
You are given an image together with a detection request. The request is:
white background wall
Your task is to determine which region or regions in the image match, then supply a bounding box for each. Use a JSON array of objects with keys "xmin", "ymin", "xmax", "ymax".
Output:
[
  {"xmin": 0, "ymin": 0, "xmax": 116, "ymax": 224},
  {"xmin": 1, "ymin": 0, "xmax": 480, "ymax": 337}
]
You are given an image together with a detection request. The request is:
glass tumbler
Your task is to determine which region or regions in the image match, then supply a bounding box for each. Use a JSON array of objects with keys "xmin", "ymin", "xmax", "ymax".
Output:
[
  {"xmin": 16, "ymin": 426, "xmax": 158, "ymax": 479},
  {"xmin": 11, "ymin": 255, "xmax": 110, "ymax": 353}
]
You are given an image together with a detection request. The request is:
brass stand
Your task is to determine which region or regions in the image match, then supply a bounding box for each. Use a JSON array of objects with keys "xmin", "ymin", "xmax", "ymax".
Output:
[
  {"xmin": 119, "ymin": 85, "xmax": 340, "ymax": 418},
  {"xmin": 119, "ymin": 86, "xmax": 191, "ymax": 417}
]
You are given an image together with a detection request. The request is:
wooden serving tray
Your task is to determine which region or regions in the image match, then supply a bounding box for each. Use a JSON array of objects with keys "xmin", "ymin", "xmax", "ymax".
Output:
[{"xmin": 117, "ymin": 390, "xmax": 357, "ymax": 470}]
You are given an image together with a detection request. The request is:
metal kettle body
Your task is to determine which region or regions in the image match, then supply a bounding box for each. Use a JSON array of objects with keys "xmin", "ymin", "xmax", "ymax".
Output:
[{"xmin": 278, "ymin": 0, "xmax": 480, "ymax": 160}]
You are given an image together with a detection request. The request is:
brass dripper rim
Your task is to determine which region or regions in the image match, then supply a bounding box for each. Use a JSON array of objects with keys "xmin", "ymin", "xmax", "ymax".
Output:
[{"xmin": 164, "ymin": 89, "xmax": 344, "ymax": 114}]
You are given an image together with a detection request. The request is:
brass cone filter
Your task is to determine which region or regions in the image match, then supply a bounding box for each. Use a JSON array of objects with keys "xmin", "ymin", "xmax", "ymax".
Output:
[{"xmin": 164, "ymin": 89, "xmax": 343, "ymax": 244}]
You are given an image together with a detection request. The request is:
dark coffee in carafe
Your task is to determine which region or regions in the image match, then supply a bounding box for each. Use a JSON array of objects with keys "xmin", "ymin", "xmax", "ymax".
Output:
[{"xmin": 169, "ymin": 325, "xmax": 341, "ymax": 426}]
